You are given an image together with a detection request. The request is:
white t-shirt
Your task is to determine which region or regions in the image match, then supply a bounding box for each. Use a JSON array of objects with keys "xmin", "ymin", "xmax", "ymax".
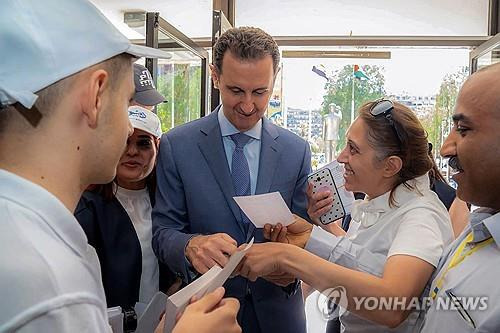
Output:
[
  {"xmin": 115, "ymin": 186, "xmax": 159, "ymax": 304},
  {"xmin": 305, "ymin": 174, "xmax": 454, "ymax": 333},
  {"xmin": 0, "ymin": 170, "xmax": 111, "ymax": 332}
]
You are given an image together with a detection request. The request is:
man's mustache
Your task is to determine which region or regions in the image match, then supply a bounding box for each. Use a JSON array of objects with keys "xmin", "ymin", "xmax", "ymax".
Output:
[{"xmin": 448, "ymin": 156, "xmax": 463, "ymax": 172}]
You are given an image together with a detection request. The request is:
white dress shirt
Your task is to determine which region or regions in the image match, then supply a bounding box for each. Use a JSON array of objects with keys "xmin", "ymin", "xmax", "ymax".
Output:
[
  {"xmin": 0, "ymin": 170, "xmax": 111, "ymax": 332},
  {"xmin": 115, "ymin": 185, "xmax": 159, "ymax": 304},
  {"xmin": 305, "ymin": 174, "xmax": 454, "ymax": 332},
  {"xmin": 218, "ymin": 106, "xmax": 262, "ymax": 195}
]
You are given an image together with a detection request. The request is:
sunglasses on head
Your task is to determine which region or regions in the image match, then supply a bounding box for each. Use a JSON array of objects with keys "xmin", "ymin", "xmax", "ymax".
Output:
[{"xmin": 369, "ymin": 99, "xmax": 404, "ymax": 149}]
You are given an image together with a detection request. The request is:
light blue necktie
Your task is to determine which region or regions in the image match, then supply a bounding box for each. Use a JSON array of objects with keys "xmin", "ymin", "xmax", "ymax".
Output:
[{"xmin": 230, "ymin": 133, "xmax": 251, "ymax": 226}]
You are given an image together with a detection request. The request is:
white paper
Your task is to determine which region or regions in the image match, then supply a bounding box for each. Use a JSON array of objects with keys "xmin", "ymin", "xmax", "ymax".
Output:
[
  {"xmin": 233, "ymin": 192, "xmax": 294, "ymax": 228},
  {"xmin": 107, "ymin": 306, "xmax": 123, "ymax": 333},
  {"xmin": 316, "ymin": 160, "xmax": 355, "ymax": 214},
  {"xmin": 163, "ymin": 238, "xmax": 254, "ymax": 333},
  {"xmin": 135, "ymin": 292, "xmax": 167, "ymax": 333}
]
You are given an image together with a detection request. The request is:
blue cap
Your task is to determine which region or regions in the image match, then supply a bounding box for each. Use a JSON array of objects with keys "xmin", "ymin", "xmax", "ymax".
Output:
[{"xmin": 0, "ymin": 0, "xmax": 171, "ymax": 109}]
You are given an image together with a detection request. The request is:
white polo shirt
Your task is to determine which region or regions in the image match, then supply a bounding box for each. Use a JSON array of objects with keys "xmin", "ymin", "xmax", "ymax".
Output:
[
  {"xmin": 0, "ymin": 170, "xmax": 111, "ymax": 332},
  {"xmin": 305, "ymin": 174, "xmax": 454, "ymax": 332}
]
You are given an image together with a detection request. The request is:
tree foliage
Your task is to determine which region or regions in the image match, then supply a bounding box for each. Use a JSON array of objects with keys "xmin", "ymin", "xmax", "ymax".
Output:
[
  {"xmin": 156, "ymin": 64, "xmax": 202, "ymax": 132},
  {"xmin": 421, "ymin": 67, "xmax": 468, "ymax": 158},
  {"xmin": 320, "ymin": 65, "xmax": 386, "ymax": 153}
]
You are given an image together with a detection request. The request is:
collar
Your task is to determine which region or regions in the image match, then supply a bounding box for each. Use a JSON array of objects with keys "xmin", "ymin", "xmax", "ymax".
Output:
[
  {"xmin": 351, "ymin": 173, "xmax": 430, "ymax": 228},
  {"xmin": 469, "ymin": 211, "xmax": 500, "ymax": 246},
  {"xmin": 217, "ymin": 105, "xmax": 262, "ymax": 140},
  {"xmin": 114, "ymin": 183, "xmax": 149, "ymax": 198},
  {"xmin": 0, "ymin": 169, "xmax": 88, "ymax": 258}
]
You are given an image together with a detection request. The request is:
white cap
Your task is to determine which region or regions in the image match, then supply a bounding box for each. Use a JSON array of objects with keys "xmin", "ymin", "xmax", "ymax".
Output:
[
  {"xmin": 128, "ymin": 106, "xmax": 162, "ymax": 138},
  {"xmin": 0, "ymin": 0, "xmax": 171, "ymax": 109}
]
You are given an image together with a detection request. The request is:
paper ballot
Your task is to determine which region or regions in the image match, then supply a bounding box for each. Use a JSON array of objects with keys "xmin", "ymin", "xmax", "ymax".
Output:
[
  {"xmin": 163, "ymin": 238, "xmax": 254, "ymax": 333},
  {"xmin": 316, "ymin": 160, "xmax": 355, "ymax": 214},
  {"xmin": 135, "ymin": 292, "xmax": 168, "ymax": 333},
  {"xmin": 233, "ymin": 192, "xmax": 294, "ymax": 228},
  {"xmin": 107, "ymin": 306, "xmax": 123, "ymax": 333}
]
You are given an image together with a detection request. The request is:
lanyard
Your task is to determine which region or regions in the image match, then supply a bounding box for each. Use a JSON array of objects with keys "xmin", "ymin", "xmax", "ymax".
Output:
[{"xmin": 430, "ymin": 232, "xmax": 494, "ymax": 299}]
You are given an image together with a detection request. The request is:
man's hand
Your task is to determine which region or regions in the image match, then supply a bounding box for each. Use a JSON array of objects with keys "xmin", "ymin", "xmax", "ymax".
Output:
[
  {"xmin": 263, "ymin": 215, "xmax": 312, "ymax": 249},
  {"xmin": 307, "ymin": 182, "xmax": 333, "ymax": 224},
  {"xmin": 186, "ymin": 233, "xmax": 237, "ymax": 274},
  {"xmin": 262, "ymin": 271, "xmax": 296, "ymax": 287},
  {"xmin": 237, "ymin": 243, "xmax": 289, "ymax": 282},
  {"xmin": 171, "ymin": 287, "xmax": 241, "ymax": 333}
]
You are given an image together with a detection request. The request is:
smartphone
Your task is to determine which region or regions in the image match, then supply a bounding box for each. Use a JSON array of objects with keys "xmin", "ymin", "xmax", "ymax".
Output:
[{"xmin": 308, "ymin": 168, "xmax": 346, "ymax": 224}]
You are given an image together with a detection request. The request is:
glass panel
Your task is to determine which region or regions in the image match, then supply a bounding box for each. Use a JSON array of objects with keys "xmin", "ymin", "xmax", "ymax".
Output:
[
  {"xmin": 272, "ymin": 46, "xmax": 469, "ymax": 181},
  {"xmin": 155, "ymin": 51, "xmax": 203, "ymax": 132},
  {"xmin": 236, "ymin": 0, "xmax": 488, "ymax": 36},
  {"xmin": 475, "ymin": 45, "xmax": 500, "ymax": 70}
]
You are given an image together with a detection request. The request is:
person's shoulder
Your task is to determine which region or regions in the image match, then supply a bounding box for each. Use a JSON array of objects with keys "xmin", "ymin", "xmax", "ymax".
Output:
[
  {"xmin": 79, "ymin": 189, "xmax": 105, "ymax": 202},
  {"xmin": 75, "ymin": 190, "xmax": 106, "ymax": 215},
  {"xmin": 163, "ymin": 112, "xmax": 215, "ymax": 140},
  {"xmin": 0, "ymin": 208, "xmax": 75, "ymax": 323},
  {"xmin": 398, "ymin": 193, "xmax": 453, "ymax": 235}
]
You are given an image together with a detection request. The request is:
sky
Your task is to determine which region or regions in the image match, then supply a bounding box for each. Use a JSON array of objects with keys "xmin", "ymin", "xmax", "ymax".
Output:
[{"xmin": 282, "ymin": 47, "xmax": 470, "ymax": 110}]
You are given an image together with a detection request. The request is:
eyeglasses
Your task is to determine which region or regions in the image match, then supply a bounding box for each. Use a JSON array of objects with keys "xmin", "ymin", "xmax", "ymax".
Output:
[{"xmin": 369, "ymin": 99, "xmax": 403, "ymax": 149}]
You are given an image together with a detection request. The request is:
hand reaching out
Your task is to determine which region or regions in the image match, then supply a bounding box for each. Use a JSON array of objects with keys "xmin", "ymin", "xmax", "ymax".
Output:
[
  {"xmin": 186, "ymin": 233, "xmax": 237, "ymax": 274},
  {"xmin": 237, "ymin": 243, "xmax": 289, "ymax": 282},
  {"xmin": 263, "ymin": 215, "xmax": 312, "ymax": 248},
  {"xmin": 171, "ymin": 287, "xmax": 241, "ymax": 333}
]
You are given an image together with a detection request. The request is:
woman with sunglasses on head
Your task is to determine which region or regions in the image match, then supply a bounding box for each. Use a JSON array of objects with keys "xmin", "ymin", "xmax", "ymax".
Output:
[{"xmin": 236, "ymin": 100, "xmax": 454, "ymax": 332}]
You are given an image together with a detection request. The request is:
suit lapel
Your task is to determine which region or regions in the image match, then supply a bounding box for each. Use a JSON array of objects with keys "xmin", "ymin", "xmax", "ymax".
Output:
[
  {"xmin": 255, "ymin": 118, "xmax": 281, "ymax": 195},
  {"xmin": 197, "ymin": 108, "xmax": 246, "ymax": 236}
]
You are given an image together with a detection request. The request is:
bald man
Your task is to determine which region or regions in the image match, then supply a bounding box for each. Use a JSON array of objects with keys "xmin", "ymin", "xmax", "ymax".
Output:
[{"xmin": 420, "ymin": 62, "xmax": 500, "ymax": 332}]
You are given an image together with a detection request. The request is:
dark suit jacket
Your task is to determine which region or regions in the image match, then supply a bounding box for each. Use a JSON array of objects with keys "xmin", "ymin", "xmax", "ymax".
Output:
[
  {"xmin": 75, "ymin": 191, "xmax": 175, "ymax": 308},
  {"xmin": 152, "ymin": 107, "xmax": 311, "ymax": 333}
]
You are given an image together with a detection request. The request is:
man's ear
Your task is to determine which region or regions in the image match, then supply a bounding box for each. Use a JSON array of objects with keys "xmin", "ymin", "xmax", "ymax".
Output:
[
  {"xmin": 383, "ymin": 155, "xmax": 403, "ymax": 178},
  {"xmin": 209, "ymin": 64, "xmax": 220, "ymax": 89},
  {"xmin": 81, "ymin": 69, "xmax": 110, "ymax": 129}
]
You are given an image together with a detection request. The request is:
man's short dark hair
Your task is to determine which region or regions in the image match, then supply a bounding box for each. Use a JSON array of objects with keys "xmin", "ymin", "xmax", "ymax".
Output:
[
  {"xmin": 0, "ymin": 53, "xmax": 132, "ymax": 131},
  {"xmin": 213, "ymin": 27, "xmax": 280, "ymax": 75}
]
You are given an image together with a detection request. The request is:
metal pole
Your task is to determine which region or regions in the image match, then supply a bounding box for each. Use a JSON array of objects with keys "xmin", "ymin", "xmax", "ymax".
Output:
[
  {"xmin": 351, "ymin": 66, "xmax": 355, "ymax": 124},
  {"xmin": 145, "ymin": 12, "xmax": 159, "ymax": 87}
]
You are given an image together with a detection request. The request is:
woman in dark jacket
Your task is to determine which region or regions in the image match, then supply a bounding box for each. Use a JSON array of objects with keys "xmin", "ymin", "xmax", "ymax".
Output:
[{"xmin": 75, "ymin": 106, "xmax": 176, "ymax": 318}]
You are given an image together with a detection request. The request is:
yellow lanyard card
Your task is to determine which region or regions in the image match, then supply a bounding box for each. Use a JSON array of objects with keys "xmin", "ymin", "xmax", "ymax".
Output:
[{"xmin": 431, "ymin": 232, "xmax": 493, "ymax": 299}]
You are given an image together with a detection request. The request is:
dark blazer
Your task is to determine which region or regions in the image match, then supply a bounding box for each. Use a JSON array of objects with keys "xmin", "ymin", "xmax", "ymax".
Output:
[
  {"xmin": 430, "ymin": 179, "xmax": 456, "ymax": 211},
  {"xmin": 152, "ymin": 107, "xmax": 311, "ymax": 333},
  {"xmin": 75, "ymin": 190, "xmax": 175, "ymax": 308}
]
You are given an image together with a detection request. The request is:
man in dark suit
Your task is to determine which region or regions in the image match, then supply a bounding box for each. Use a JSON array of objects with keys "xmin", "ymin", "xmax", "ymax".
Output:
[{"xmin": 152, "ymin": 27, "xmax": 310, "ymax": 333}]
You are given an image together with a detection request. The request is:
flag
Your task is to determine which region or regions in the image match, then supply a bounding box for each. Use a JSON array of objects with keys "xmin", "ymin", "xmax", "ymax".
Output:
[
  {"xmin": 312, "ymin": 65, "xmax": 329, "ymax": 81},
  {"xmin": 353, "ymin": 65, "xmax": 370, "ymax": 80}
]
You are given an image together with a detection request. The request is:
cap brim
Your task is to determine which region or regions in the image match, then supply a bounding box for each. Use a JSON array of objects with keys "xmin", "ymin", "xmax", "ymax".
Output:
[
  {"xmin": 134, "ymin": 89, "xmax": 167, "ymax": 106},
  {"xmin": 126, "ymin": 44, "xmax": 171, "ymax": 59}
]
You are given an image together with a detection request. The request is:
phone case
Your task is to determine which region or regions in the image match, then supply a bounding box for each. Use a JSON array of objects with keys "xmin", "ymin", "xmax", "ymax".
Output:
[{"xmin": 308, "ymin": 168, "xmax": 346, "ymax": 224}]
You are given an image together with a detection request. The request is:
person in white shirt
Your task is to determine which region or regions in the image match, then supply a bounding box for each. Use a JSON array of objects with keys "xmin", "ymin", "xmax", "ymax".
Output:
[
  {"xmin": 236, "ymin": 100, "xmax": 454, "ymax": 332},
  {"xmin": 75, "ymin": 107, "xmax": 178, "ymax": 329},
  {"xmin": 0, "ymin": 1, "xmax": 240, "ymax": 332}
]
